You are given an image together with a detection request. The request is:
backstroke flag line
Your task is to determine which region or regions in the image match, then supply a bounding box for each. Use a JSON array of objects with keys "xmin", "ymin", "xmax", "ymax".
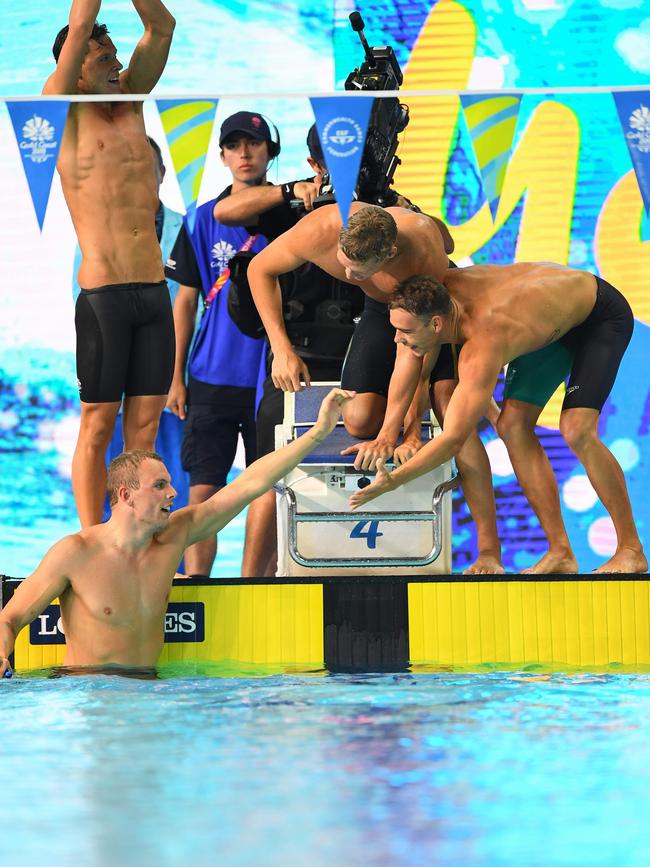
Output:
[
  {"xmin": 460, "ymin": 93, "xmax": 522, "ymax": 222},
  {"xmin": 7, "ymin": 99, "xmax": 70, "ymax": 231},
  {"xmin": 309, "ymin": 95, "xmax": 373, "ymax": 226},
  {"xmin": 156, "ymin": 99, "xmax": 218, "ymax": 232}
]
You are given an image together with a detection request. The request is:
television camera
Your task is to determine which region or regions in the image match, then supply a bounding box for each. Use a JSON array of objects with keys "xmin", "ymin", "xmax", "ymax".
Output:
[{"xmin": 316, "ymin": 11, "xmax": 409, "ymax": 207}]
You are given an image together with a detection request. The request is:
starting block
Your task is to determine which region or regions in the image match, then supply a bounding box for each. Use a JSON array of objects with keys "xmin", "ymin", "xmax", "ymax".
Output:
[{"xmin": 275, "ymin": 384, "xmax": 458, "ymax": 576}]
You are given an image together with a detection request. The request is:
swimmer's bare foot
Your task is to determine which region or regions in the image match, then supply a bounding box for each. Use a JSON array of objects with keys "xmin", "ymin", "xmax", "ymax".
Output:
[
  {"xmin": 464, "ymin": 553, "xmax": 505, "ymax": 575},
  {"xmin": 521, "ymin": 549, "xmax": 578, "ymax": 574},
  {"xmin": 592, "ymin": 547, "xmax": 648, "ymax": 574}
]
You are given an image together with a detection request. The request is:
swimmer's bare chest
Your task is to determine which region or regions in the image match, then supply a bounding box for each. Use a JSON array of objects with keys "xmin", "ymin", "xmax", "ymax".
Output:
[
  {"xmin": 59, "ymin": 104, "xmax": 152, "ymax": 195},
  {"xmin": 59, "ymin": 105, "xmax": 163, "ymax": 285},
  {"xmin": 61, "ymin": 555, "xmax": 174, "ymax": 635}
]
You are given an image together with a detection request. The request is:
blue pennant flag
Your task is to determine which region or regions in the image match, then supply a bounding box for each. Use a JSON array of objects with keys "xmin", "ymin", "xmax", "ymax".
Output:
[
  {"xmin": 309, "ymin": 96, "xmax": 373, "ymax": 226},
  {"xmin": 613, "ymin": 91, "xmax": 650, "ymax": 228},
  {"xmin": 7, "ymin": 100, "xmax": 70, "ymax": 231}
]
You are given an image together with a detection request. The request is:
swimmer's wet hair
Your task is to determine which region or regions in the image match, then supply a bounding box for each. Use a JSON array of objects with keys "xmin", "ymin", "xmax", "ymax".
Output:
[
  {"xmin": 389, "ymin": 275, "xmax": 452, "ymax": 318},
  {"xmin": 107, "ymin": 449, "xmax": 165, "ymax": 507},
  {"xmin": 338, "ymin": 206, "xmax": 397, "ymax": 264},
  {"xmin": 52, "ymin": 22, "xmax": 109, "ymax": 63}
]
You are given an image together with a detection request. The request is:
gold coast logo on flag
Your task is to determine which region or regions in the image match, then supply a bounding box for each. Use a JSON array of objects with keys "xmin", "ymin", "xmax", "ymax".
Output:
[
  {"xmin": 628, "ymin": 106, "xmax": 650, "ymax": 153},
  {"xmin": 20, "ymin": 115, "xmax": 58, "ymax": 163},
  {"xmin": 7, "ymin": 99, "xmax": 70, "ymax": 231},
  {"xmin": 322, "ymin": 117, "xmax": 364, "ymax": 157},
  {"xmin": 613, "ymin": 92, "xmax": 650, "ymax": 221}
]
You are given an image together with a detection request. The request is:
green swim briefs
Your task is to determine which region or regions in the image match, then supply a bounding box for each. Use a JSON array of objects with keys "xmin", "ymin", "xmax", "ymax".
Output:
[{"xmin": 503, "ymin": 341, "xmax": 575, "ymax": 408}]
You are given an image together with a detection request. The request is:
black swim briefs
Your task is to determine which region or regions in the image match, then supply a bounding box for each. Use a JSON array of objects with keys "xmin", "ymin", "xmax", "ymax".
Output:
[
  {"xmin": 75, "ymin": 281, "xmax": 175, "ymax": 404},
  {"xmin": 561, "ymin": 275, "xmax": 634, "ymax": 411},
  {"xmin": 504, "ymin": 275, "xmax": 633, "ymax": 411}
]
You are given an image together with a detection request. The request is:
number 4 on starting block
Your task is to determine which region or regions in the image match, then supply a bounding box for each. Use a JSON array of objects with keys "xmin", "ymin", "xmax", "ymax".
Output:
[
  {"xmin": 350, "ymin": 520, "xmax": 384, "ymax": 550},
  {"xmin": 274, "ymin": 382, "xmax": 455, "ymax": 575}
]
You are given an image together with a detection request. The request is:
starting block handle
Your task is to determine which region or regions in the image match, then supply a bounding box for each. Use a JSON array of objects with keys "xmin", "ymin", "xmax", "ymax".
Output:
[
  {"xmin": 274, "ymin": 475, "xmax": 459, "ymax": 569},
  {"xmin": 274, "ymin": 476, "xmax": 459, "ymax": 518}
]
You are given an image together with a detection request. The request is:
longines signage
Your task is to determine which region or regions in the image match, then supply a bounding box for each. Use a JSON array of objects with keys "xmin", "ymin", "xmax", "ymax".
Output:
[{"xmin": 29, "ymin": 603, "xmax": 206, "ymax": 644}]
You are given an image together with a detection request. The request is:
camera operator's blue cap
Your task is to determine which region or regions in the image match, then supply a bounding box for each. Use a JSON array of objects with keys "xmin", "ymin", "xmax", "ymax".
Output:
[
  {"xmin": 307, "ymin": 124, "xmax": 325, "ymax": 166},
  {"xmin": 219, "ymin": 111, "xmax": 271, "ymax": 147}
]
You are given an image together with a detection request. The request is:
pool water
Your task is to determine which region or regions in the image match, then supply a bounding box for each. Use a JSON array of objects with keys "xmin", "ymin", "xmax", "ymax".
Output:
[{"xmin": 2, "ymin": 671, "xmax": 649, "ymax": 866}]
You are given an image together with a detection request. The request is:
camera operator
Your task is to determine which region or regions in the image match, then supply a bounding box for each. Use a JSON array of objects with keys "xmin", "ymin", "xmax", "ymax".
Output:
[{"xmin": 163, "ymin": 110, "xmax": 317, "ymax": 577}]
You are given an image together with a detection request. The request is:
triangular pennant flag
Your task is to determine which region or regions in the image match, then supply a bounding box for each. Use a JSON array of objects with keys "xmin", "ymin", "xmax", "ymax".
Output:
[
  {"xmin": 7, "ymin": 100, "xmax": 70, "ymax": 231},
  {"xmin": 613, "ymin": 92, "xmax": 650, "ymax": 229},
  {"xmin": 459, "ymin": 93, "xmax": 522, "ymax": 222},
  {"xmin": 309, "ymin": 95, "xmax": 373, "ymax": 226},
  {"xmin": 156, "ymin": 99, "xmax": 218, "ymax": 232}
]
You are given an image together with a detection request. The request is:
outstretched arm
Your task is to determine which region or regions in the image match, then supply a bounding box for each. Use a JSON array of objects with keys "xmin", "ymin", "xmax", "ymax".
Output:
[
  {"xmin": 213, "ymin": 178, "xmax": 320, "ymax": 224},
  {"xmin": 214, "ymin": 185, "xmax": 286, "ymax": 224},
  {"xmin": 394, "ymin": 348, "xmax": 439, "ymax": 465},
  {"xmin": 120, "ymin": 0, "xmax": 175, "ymax": 94},
  {"xmin": 349, "ymin": 347, "xmax": 502, "ymax": 508},
  {"xmin": 341, "ymin": 343, "xmax": 424, "ymax": 470},
  {"xmin": 0, "ymin": 540, "xmax": 74, "ymax": 675},
  {"xmin": 43, "ymin": 0, "xmax": 102, "ymax": 94},
  {"xmin": 179, "ymin": 389, "xmax": 355, "ymax": 545}
]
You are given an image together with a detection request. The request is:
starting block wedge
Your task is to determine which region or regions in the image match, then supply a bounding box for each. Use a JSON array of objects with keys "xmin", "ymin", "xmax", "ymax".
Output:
[{"xmin": 275, "ymin": 384, "xmax": 457, "ymax": 576}]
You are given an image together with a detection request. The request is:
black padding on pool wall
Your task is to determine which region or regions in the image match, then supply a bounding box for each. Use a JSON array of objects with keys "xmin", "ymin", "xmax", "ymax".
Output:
[{"xmin": 323, "ymin": 580, "xmax": 409, "ymax": 672}]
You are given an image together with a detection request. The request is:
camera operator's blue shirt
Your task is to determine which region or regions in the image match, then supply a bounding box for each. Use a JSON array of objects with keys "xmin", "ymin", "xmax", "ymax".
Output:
[{"xmin": 165, "ymin": 188, "xmax": 295, "ymax": 389}]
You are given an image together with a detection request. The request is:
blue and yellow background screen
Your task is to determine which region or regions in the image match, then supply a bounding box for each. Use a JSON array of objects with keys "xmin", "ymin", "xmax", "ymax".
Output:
[{"xmin": 0, "ymin": 0, "xmax": 648, "ymax": 575}]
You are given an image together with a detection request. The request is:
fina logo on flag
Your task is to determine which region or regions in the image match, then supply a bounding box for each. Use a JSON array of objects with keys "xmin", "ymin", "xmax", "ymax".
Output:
[
  {"xmin": 627, "ymin": 106, "xmax": 650, "ymax": 154},
  {"xmin": 322, "ymin": 116, "xmax": 364, "ymax": 158},
  {"xmin": 20, "ymin": 114, "xmax": 58, "ymax": 164}
]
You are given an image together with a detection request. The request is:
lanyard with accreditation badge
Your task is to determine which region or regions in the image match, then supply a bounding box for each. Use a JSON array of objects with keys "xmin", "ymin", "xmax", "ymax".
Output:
[{"xmin": 203, "ymin": 233, "xmax": 259, "ymax": 310}]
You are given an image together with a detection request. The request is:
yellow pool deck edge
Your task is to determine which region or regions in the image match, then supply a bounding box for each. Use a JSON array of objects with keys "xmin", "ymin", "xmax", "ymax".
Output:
[{"xmin": 9, "ymin": 576, "xmax": 650, "ymax": 674}]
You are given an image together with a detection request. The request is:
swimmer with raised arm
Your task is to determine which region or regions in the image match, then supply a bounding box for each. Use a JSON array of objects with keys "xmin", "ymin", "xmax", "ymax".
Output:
[
  {"xmin": 0, "ymin": 389, "xmax": 355, "ymax": 677},
  {"xmin": 45, "ymin": 0, "xmax": 176, "ymax": 529}
]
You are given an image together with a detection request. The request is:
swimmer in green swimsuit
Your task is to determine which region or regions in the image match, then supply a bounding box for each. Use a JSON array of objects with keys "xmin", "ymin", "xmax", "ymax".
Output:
[{"xmin": 350, "ymin": 266, "xmax": 646, "ymax": 575}]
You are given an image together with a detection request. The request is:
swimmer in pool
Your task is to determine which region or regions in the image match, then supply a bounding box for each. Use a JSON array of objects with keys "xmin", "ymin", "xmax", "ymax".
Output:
[
  {"xmin": 0, "ymin": 389, "xmax": 355, "ymax": 677},
  {"xmin": 348, "ymin": 265, "xmax": 647, "ymax": 575}
]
